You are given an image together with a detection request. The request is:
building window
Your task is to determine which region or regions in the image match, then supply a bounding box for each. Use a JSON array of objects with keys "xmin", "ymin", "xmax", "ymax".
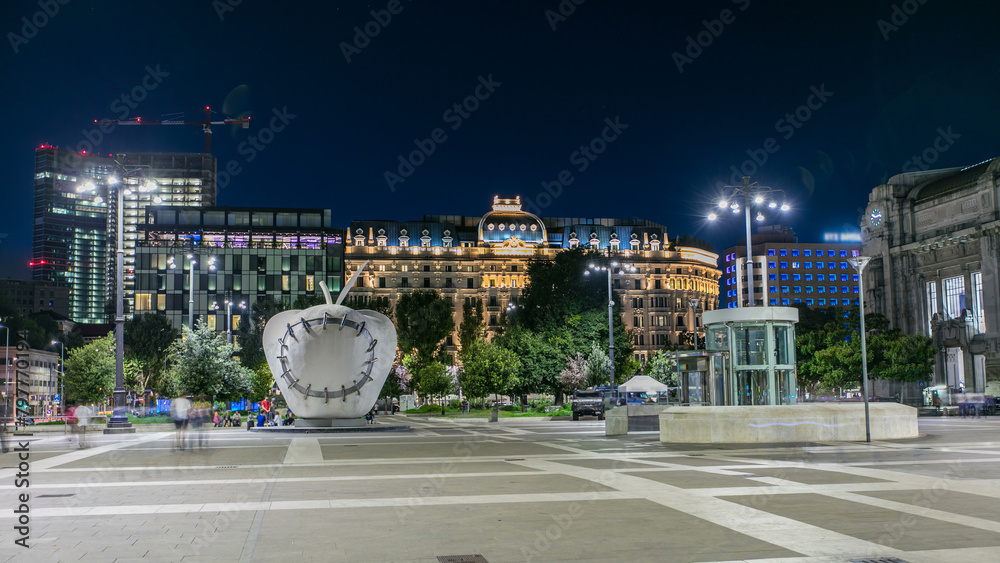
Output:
[
  {"xmin": 768, "ymin": 261, "xmax": 776, "ymax": 269},
  {"xmin": 780, "ymin": 274, "xmax": 789, "ymax": 281},
  {"xmin": 423, "ymin": 278, "xmax": 431, "ymax": 288},
  {"xmin": 781, "ymin": 286, "xmax": 789, "ymax": 294},
  {"xmin": 973, "ymin": 272, "xmax": 986, "ymax": 333},
  {"xmin": 305, "ymin": 275, "xmax": 315, "ymax": 291},
  {"xmin": 793, "ymin": 286, "xmax": 801, "ymax": 293},
  {"xmin": 805, "ymin": 286, "xmax": 813, "ymax": 294},
  {"xmin": 379, "ymin": 277, "xmax": 386, "ymax": 288},
  {"xmin": 779, "ymin": 249, "xmax": 787, "ymax": 256},
  {"xmin": 791, "ymin": 262, "xmax": 800, "ymax": 269},
  {"xmin": 779, "ymin": 261, "xmax": 788, "ymax": 268},
  {"xmin": 282, "ymin": 275, "xmax": 290, "ymax": 291},
  {"xmin": 423, "ymin": 265, "xmax": 430, "ymax": 272},
  {"xmin": 445, "ymin": 278, "xmax": 453, "ymax": 288},
  {"xmin": 769, "ymin": 298, "xmax": 778, "ymax": 305},
  {"xmin": 943, "ymin": 276, "xmax": 965, "ymax": 319},
  {"xmin": 818, "ymin": 298, "xmax": 826, "ymax": 306},
  {"xmin": 467, "ymin": 278, "xmax": 474, "ymax": 289},
  {"xmin": 792, "ymin": 274, "xmax": 801, "ymax": 281},
  {"xmin": 817, "ymin": 286, "xmax": 825, "ymax": 293},
  {"xmin": 839, "ymin": 250, "xmax": 847, "ymax": 257},
  {"xmin": 769, "ymin": 286, "xmax": 777, "ymax": 294},
  {"xmin": 767, "ymin": 249, "xmax": 776, "ymax": 256},
  {"xmin": 768, "ymin": 274, "xmax": 777, "ymax": 281},
  {"xmin": 401, "ymin": 277, "xmax": 409, "ymax": 288},
  {"xmin": 829, "ymin": 286, "xmax": 837, "ymax": 293},
  {"xmin": 791, "ymin": 249, "xmax": 799, "ymax": 256},
  {"xmin": 806, "ymin": 298, "xmax": 814, "ymax": 305}
]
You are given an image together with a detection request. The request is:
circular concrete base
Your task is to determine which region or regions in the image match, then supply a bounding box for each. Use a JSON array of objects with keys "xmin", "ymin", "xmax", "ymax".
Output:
[{"xmin": 249, "ymin": 423, "xmax": 410, "ymax": 433}]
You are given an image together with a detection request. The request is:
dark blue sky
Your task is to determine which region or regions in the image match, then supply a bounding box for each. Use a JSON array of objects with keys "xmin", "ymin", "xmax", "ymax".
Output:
[{"xmin": 1, "ymin": 0, "xmax": 997, "ymax": 277}]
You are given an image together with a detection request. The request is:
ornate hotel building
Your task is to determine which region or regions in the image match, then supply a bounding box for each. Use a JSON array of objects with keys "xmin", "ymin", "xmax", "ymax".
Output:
[
  {"xmin": 862, "ymin": 158, "xmax": 1000, "ymax": 396},
  {"xmin": 345, "ymin": 196, "xmax": 721, "ymax": 364}
]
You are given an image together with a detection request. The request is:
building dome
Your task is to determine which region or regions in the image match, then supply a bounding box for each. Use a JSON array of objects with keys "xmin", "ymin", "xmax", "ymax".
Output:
[{"xmin": 478, "ymin": 196, "xmax": 547, "ymax": 245}]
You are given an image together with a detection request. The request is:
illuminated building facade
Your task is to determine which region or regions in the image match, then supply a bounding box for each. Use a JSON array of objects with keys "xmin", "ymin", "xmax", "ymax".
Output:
[
  {"xmin": 32, "ymin": 146, "xmax": 215, "ymax": 323},
  {"xmin": 346, "ymin": 196, "xmax": 721, "ymax": 364},
  {"xmin": 862, "ymin": 158, "xmax": 1000, "ymax": 395},
  {"xmin": 133, "ymin": 207, "xmax": 344, "ymax": 332},
  {"xmin": 721, "ymin": 225, "xmax": 862, "ymax": 309}
]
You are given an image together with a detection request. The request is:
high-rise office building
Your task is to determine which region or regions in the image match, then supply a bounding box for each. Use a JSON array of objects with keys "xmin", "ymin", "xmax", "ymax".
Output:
[
  {"xmin": 32, "ymin": 146, "xmax": 216, "ymax": 323},
  {"xmin": 720, "ymin": 225, "xmax": 862, "ymax": 309}
]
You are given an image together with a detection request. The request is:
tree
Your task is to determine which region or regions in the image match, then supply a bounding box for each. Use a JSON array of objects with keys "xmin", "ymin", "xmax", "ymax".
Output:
[
  {"xmin": 124, "ymin": 313, "xmax": 179, "ymax": 394},
  {"xmin": 559, "ymin": 353, "xmax": 587, "ymax": 392},
  {"xmin": 585, "ymin": 341, "xmax": 612, "ymax": 388},
  {"xmin": 516, "ymin": 248, "xmax": 634, "ymax": 382},
  {"xmin": 413, "ymin": 362, "xmax": 454, "ymax": 414},
  {"xmin": 645, "ymin": 350, "xmax": 678, "ymax": 386},
  {"xmin": 168, "ymin": 325, "xmax": 253, "ymax": 401},
  {"xmin": 458, "ymin": 297, "xmax": 485, "ymax": 352},
  {"xmin": 395, "ymin": 290, "xmax": 454, "ymax": 368},
  {"xmin": 344, "ymin": 296, "xmax": 394, "ymax": 319},
  {"xmin": 63, "ymin": 333, "xmax": 115, "ymax": 404},
  {"xmin": 493, "ymin": 324, "xmax": 565, "ymax": 401},
  {"xmin": 458, "ymin": 339, "xmax": 521, "ymax": 404},
  {"xmin": 235, "ymin": 296, "xmax": 287, "ymax": 371}
]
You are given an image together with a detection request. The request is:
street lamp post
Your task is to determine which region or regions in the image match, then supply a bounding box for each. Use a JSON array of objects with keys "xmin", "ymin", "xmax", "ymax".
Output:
[
  {"xmin": 708, "ymin": 176, "xmax": 788, "ymax": 307},
  {"xmin": 79, "ymin": 169, "xmax": 160, "ymax": 433},
  {"xmin": 586, "ymin": 260, "xmax": 636, "ymax": 391},
  {"xmin": 687, "ymin": 298, "xmax": 701, "ymax": 350},
  {"xmin": 51, "ymin": 341, "xmax": 64, "ymax": 416},
  {"xmin": 850, "ymin": 256, "xmax": 873, "ymax": 443},
  {"xmin": 188, "ymin": 255, "xmax": 196, "ymax": 330}
]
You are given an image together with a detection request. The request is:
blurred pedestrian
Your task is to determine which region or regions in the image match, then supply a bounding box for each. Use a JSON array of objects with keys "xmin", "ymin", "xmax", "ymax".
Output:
[
  {"xmin": 232, "ymin": 411, "xmax": 241, "ymax": 427},
  {"xmin": 213, "ymin": 410, "xmax": 220, "ymax": 427},
  {"xmin": 170, "ymin": 396, "xmax": 191, "ymax": 451},
  {"xmin": 75, "ymin": 404, "xmax": 92, "ymax": 449},
  {"xmin": 190, "ymin": 404, "xmax": 206, "ymax": 449}
]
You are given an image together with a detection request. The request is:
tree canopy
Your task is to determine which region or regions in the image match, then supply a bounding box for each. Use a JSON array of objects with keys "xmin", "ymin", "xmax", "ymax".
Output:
[
  {"xmin": 458, "ymin": 338, "xmax": 521, "ymax": 402},
  {"xmin": 124, "ymin": 313, "xmax": 179, "ymax": 393},
  {"xmin": 63, "ymin": 333, "xmax": 116, "ymax": 404},
  {"xmin": 168, "ymin": 325, "xmax": 253, "ymax": 401},
  {"xmin": 395, "ymin": 290, "xmax": 454, "ymax": 368}
]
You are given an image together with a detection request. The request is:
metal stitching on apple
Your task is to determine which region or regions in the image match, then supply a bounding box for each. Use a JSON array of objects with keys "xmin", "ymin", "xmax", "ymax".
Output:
[{"xmin": 277, "ymin": 315, "xmax": 378, "ymax": 400}]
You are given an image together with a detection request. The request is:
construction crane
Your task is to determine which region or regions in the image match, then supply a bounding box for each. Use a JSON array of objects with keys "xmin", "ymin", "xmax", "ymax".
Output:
[{"xmin": 96, "ymin": 106, "xmax": 251, "ymax": 154}]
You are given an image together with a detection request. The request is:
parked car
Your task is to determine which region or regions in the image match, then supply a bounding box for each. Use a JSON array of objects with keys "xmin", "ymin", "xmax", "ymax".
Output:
[{"xmin": 571, "ymin": 389, "xmax": 605, "ymax": 421}]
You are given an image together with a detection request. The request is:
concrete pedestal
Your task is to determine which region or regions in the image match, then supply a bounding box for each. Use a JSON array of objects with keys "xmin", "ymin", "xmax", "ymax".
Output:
[{"xmin": 659, "ymin": 403, "xmax": 918, "ymax": 443}]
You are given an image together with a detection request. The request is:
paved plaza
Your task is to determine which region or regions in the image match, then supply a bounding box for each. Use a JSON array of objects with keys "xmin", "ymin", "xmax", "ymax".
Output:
[{"xmin": 1, "ymin": 416, "xmax": 999, "ymax": 562}]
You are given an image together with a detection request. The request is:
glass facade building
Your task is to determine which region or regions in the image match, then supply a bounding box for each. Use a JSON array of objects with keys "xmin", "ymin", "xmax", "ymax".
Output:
[{"xmin": 134, "ymin": 207, "xmax": 344, "ymax": 332}]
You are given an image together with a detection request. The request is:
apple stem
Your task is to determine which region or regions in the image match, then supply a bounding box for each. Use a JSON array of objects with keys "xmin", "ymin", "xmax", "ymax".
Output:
[
  {"xmin": 319, "ymin": 281, "xmax": 333, "ymax": 305},
  {"xmin": 334, "ymin": 260, "xmax": 370, "ymax": 306}
]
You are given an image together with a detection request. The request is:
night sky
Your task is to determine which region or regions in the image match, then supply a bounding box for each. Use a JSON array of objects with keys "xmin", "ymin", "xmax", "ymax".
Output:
[{"xmin": 1, "ymin": 0, "xmax": 997, "ymax": 278}]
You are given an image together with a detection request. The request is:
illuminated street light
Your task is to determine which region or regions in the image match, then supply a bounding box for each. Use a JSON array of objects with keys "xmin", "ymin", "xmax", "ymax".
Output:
[
  {"xmin": 585, "ymin": 260, "xmax": 637, "ymax": 391},
  {"xmin": 707, "ymin": 176, "xmax": 789, "ymax": 307}
]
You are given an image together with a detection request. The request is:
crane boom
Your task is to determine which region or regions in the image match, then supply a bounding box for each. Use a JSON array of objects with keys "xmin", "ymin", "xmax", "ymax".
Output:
[{"xmin": 95, "ymin": 106, "xmax": 251, "ymax": 154}]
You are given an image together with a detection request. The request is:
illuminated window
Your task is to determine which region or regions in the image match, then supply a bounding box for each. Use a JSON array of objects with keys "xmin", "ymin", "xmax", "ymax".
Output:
[
  {"xmin": 135, "ymin": 293, "xmax": 152, "ymax": 311},
  {"xmin": 943, "ymin": 276, "xmax": 965, "ymax": 319},
  {"xmin": 157, "ymin": 294, "xmax": 166, "ymax": 311},
  {"xmin": 306, "ymin": 275, "xmax": 315, "ymax": 291},
  {"xmin": 207, "ymin": 315, "xmax": 217, "ymax": 330},
  {"xmin": 282, "ymin": 275, "xmax": 290, "ymax": 291},
  {"xmin": 233, "ymin": 314, "xmax": 242, "ymax": 330},
  {"xmin": 973, "ymin": 272, "xmax": 986, "ymax": 333}
]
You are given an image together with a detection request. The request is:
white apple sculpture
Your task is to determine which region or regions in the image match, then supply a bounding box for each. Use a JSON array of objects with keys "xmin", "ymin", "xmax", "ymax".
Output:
[{"xmin": 263, "ymin": 264, "xmax": 397, "ymax": 421}]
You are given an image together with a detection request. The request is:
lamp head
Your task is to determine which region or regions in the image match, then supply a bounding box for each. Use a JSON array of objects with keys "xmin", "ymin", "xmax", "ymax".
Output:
[
  {"xmin": 780, "ymin": 203, "xmax": 790, "ymax": 211},
  {"xmin": 707, "ymin": 212, "xmax": 718, "ymax": 220}
]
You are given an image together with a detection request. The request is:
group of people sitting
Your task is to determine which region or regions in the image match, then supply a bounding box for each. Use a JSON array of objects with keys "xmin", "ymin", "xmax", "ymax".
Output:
[{"xmin": 212, "ymin": 411, "xmax": 243, "ymax": 427}]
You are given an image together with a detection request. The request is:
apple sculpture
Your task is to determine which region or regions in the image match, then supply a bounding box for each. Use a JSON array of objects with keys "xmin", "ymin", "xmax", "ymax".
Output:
[{"xmin": 263, "ymin": 264, "xmax": 397, "ymax": 421}]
